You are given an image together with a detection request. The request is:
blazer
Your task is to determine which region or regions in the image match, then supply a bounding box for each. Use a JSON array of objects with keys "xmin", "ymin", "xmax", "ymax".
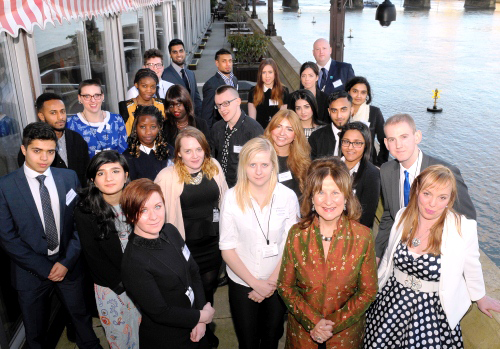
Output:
[
  {"xmin": 201, "ymin": 72, "xmax": 239, "ymax": 128},
  {"xmin": 367, "ymin": 105, "xmax": 389, "ymax": 166},
  {"xmin": 0, "ymin": 167, "xmax": 81, "ymax": 290},
  {"xmin": 353, "ymin": 159, "xmax": 381, "ymax": 228},
  {"xmin": 320, "ymin": 60, "xmax": 355, "ymax": 96},
  {"xmin": 375, "ymin": 152, "xmax": 477, "ymax": 258},
  {"xmin": 74, "ymin": 207, "xmax": 125, "ymax": 294},
  {"xmin": 17, "ymin": 129, "xmax": 90, "ymax": 186},
  {"xmin": 154, "ymin": 158, "xmax": 228, "ymax": 239},
  {"xmin": 315, "ymin": 87, "xmax": 330, "ymax": 124},
  {"xmin": 162, "ymin": 65, "xmax": 202, "ymax": 118},
  {"xmin": 308, "ymin": 123, "xmax": 336, "ymax": 160},
  {"xmin": 378, "ymin": 208, "xmax": 485, "ymax": 329},
  {"xmin": 122, "ymin": 225, "xmax": 206, "ymax": 348}
]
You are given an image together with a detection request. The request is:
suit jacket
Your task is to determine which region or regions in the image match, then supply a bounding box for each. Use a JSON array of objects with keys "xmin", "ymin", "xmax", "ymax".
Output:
[
  {"xmin": 308, "ymin": 124, "xmax": 336, "ymax": 160},
  {"xmin": 353, "ymin": 160, "xmax": 381, "ymax": 228},
  {"xmin": 202, "ymin": 72, "xmax": 239, "ymax": 128},
  {"xmin": 320, "ymin": 60, "xmax": 355, "ymax": 96},
  {"xmin": 162, "ymin": 65, "xmax": 202, "ymax": 118},
  {"xmin": 375, "ymin": 152, "xmax": 477, "ymax": 258},
  {"xmin": 368, "ymin": 106, "xmax": 389, "ymax": 167},
  {"xmin": 0, "ymin": 167, "xmax": 81, "ymax": 290},
  {"xmin": 378, "ymin": 209, "xmax": 485, "ymax": 329},
  {"xmin": 17, "ymin": 129, "xmax": 90, "ymax": 186},
  {"xmin": 122, "ymin": 225, "xmax": 205, "ymax": 348}
]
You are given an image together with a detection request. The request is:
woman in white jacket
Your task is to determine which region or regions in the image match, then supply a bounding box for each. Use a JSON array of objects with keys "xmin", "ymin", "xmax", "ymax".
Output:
[{"xmin": 364, "ymin": 165, "xmax": 500, "ymax": 349}]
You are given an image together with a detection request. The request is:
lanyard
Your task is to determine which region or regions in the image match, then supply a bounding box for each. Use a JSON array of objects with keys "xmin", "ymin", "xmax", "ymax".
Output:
[{"xmin": 251, "ymin": 196, "xmax": 274, "ymax": 245}]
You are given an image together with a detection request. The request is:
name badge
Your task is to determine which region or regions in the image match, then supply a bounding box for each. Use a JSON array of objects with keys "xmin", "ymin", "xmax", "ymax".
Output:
[
  {"xmin": 269, "ymin": 99, "xmax": 279, "ymax": 106},
  {"xmin": 233, "ymin": 145, "xmax": 242, "ymax": 153},
  {"xmin": 182, "ymin": 244, "xmax": 191, "ymax": 261},
  {"xmin": 185, "ymin": 286, "xmax": 195, "ymax": 306},
  {"xmin": 275, "ymin": 207, "xmax": 286, "ymax": 216},
  {"xmin": 333, "ymin": 79, "xmax": 342, "ymax": 88},
  {"xmin": 66, "ymin": 189, "xmax": 77, "ymax": 206},
  {"xmin": 262, "ymin": 243, "xmax": 279, "ymax": 258},
  {"xmin": 213, "ymin": 208, "xmax": 220, "ymax": 223},
  {"xmin": 278, "ymin": 171, "xmax": 292, "ymax": 182}
]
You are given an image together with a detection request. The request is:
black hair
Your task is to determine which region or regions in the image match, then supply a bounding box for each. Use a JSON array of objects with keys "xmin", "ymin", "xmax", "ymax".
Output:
[
  {"xmin": 168, "ymin": 39, "xmax": 185, "ymax": 53},
  {"xmin": 345, "ymin": 76, "xmax": 372, "ymax": 105},
  {"xmin": 327, "ymin": 90, "xmax": 352, "ymax": 106},
  {"xmin": 163, "ymin": 85, "xmax": 197, "ymax": 144},
  {"xmin": 133, "ymin": 68, "xmax": 159, "ymax": 85},
  {"xmin": 77, "ymin": 150, "xmax": 130, "ymax": 240},
  {"xmin": 127, "ymin": 105, "xmax": 171, "ymax": 160},
  {"xmin": 22, "ymin": 122, "xmax": 57, "ymax": 147},
  {"xmin": 215, "ymin": 48, "xmax": 232, "ymax": 60},
  {"xmin": 143, "ymin": 48, "xmax": 163, "ymax": 64},
  {"xmin": 78, "ymin": 78, "xmax": 103, "ymax": 95},
  {"xmin": 215, "ymin": 84, "xmax": 238, "ymax": 96},
  {"xmin": 35, "ymin": 93, "xmax": 63, "ymax": 112},
  {"xmin": 338, "ymin": 121, "xmax": 372, "ymax": 187},
  {"xmin": 288, "ymin": 89, "xmax": 325, "ymax": 127}
]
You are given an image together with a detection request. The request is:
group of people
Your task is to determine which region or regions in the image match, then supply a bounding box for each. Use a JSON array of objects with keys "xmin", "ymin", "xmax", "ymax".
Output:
[{"xmin": 0, "ymin": 35, "xmax": 499, "ymax": 349}]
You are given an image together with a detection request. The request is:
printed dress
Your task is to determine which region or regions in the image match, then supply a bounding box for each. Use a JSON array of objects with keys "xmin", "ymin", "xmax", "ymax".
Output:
[
  {"xmin": 364, "ymin": 242, "xmax": 463, "ymax": 349},
  {"xmin": 94, "ymin": 205, "xmax": 141, "ymax": 349}
]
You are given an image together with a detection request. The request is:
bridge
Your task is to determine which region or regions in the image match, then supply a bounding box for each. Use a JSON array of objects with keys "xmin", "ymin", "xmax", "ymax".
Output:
[{"xmin": 282, "ymin": 0, "xmax": 495, "ymax": 9}]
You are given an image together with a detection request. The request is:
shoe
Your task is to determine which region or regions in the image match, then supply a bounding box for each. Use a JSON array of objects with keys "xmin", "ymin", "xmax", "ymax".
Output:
[
  {"xmin": 217, "ymin": 275, "xmax": 228, "ymax": 287},
  {"xmin": 66, "ymin": 323, "xmax": 76, "ymax": 343}
]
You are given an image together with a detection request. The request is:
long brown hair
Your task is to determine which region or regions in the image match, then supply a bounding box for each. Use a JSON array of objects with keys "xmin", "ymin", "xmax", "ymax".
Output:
[
  {"xmin": 298, "ymin": 158, "xmax": 361, "ymax": 229},
  {"xmin": 173, "ymin": 127, "xmax": 219, "ymax": 184},
  {"xmin": 398, "ymin": 165, "xmax": 460, "ymax": 255},
  {"xmin": 263, "ymin": 110, "xmax": 311, "ymax": 193},
  {"xmin": 252, "ymin": 58, "xmax": 285, "ymax": 107}
]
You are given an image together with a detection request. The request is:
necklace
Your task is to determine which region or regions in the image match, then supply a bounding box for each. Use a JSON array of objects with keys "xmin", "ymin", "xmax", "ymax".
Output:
[
  {"xmin": 412, "ymin": 228, "xmax": 430, "ymax": 247},
  {"xmin": 320, "ymin": 234, "xmax": 332, "ymax": 242},
  {"xmin": 177, "ymin": 120, "xmax": 189, "ymax": 129},
  {"xmin": 82, "ymin": 110, "xmax": 104, "ymax": 124},
  {"xmin": 188, "ymin": 171, "xmax": 203, "ymax": 185}
]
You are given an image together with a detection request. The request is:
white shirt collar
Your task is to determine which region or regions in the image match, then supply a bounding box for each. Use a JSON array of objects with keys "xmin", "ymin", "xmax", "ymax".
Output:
[
  {"xmin": 140, "ymin": 144, "xmax": 156, "ymax": 155},
  {"xmin": 341, "ymin": 156, "xmax": 361, "ymax": 176},
  {"xmin": 318, "ymin": 58, "xmax": 332, "ymax": 72},
  {"xmin": 263, "ymin": 86, "xmax": 271, "ymax": 93},
  {"xmin": 23, "ymin": 163, "xmax": 52, "ymax": 179},
  {"xmin": 77, "ymin": 111, "xmax": 110, "ymax": 127}
]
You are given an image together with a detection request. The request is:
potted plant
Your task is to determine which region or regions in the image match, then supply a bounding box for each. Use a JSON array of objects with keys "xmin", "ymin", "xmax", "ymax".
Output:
[{"xmin": 228, "ymin": 32, "xmax": 270, "ymax": 81}]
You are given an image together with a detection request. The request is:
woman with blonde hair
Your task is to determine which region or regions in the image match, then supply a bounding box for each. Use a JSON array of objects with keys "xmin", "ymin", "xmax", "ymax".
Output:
[
  {"xmin": 278, "ymin": 157, "xmax": 377, "ymax": 348},
  {"xmin": 219, "ymin": 137, "xmax": 299, "ymax": 349},
  {"xmin": 248, "ymin": 58, "xmax": 289, "ymax": 129},
  {"xmin": 155, "ymin": 126, "xmax": 228, "ymax": 347},
  {"xmin": 264, "ymin": 109, "xmax": 311, "ymax": 199},
  {"xmin": 364, "ymin": 165, "xmax": 500, "ymax": 348}
]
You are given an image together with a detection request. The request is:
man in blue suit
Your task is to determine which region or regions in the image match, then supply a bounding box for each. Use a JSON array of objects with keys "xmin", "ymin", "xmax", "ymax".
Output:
[
  {"xmin": 162, "ymin": 39, "xmax": 202, "ymax": 117},
  {"xmin": 313, "ymin": 38, "xmax": 355, "ymax": 95},
  {"xmin": 0, "ymin": 122, "xmax": 101, "ymax": 349}
]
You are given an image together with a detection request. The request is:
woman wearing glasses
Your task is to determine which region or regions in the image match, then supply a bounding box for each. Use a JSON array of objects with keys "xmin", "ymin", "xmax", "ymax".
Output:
[
  {"xmin": 67, "ymin": 79, "xmax": 128, "ymax": 158},
  {"xmin": 339, "ymin": 122, "xmax": 380, "ymax": 228},
  {"xmin": 163, "ymin": 85, "xmax": 209, "ymax": 145}
]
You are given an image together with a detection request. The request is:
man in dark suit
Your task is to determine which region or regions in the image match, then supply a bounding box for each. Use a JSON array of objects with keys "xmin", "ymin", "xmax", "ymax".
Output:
[
  {"xmin": 202, "ymin": 48, "xmax": 239, "ymax": 128},
  {"xmin": 0, "ymin": 122, "xmax": 101, "ymax": 349},
  {"xmin": 375, "ymin": 113, "xmax": 476, "ymax": 261},
  {"xmin": 162, "ymin": 39, "xmax": 202, "ymax": 117},
  {"xmin": 18, "ymin": 93, "xmax": 90, "ymax": 185},
  {"xmin": 313, "ymin": 38, "xmax": 355, "ymax": 95},
  {"xmin": 309, "ymin": 91, "xmax": 352, "ymax": 159}
]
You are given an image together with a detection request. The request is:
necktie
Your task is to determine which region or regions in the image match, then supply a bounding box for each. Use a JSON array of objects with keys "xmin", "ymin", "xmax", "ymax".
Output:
[
  {"xmin": 154, "ymin": 84, "xmax": 159, "ymax": 98},
  {"xmin": 181, "ymin": 69, "xmax": 191, "ymax": 94},
  {"xmin": 36, "ymin": 175, "xmax": 59, "ymax": 251},
  {"xmin": 404, "ymin": 170, "xmax": 411, "ymax": 207},
  {"xmin": 319, "ymin": 67, "xmax": 328, "ymax": 90}
]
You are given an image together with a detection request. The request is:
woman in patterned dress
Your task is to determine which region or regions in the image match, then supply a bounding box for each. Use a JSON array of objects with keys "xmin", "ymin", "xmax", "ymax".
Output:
[
  {"xmin": 364, "ymin": 165, "xmax": 500, "ymax": 349},
  {"xmin": 278, "ymin": 157, "xmax": 378, "ymax": 349},
  {"xmin": 74, "ymin": 150, "xmax": 140, "ymax": 348}
]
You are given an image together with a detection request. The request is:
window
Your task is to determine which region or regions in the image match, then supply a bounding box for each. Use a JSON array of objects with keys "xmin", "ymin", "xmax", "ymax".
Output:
[
  {"xmin": 172, "ymin": 2, "xmax": 178, "ymax": 38},
  {"xmin": 121, "ymin": 11, "xmax": 144, "ymax": 89},
  {"xmin": 155, "ymin": 5, "xmax": 167, "ymax": 55}
]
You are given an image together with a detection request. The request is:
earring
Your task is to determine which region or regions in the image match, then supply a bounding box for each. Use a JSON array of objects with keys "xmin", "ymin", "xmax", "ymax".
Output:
[
  {"xmin": 312, "ymin": 204, "xmax": 315, "ymax": 212},
  {"xmin": 344, "ymin": 203, "xmax": 347, "ymax": 211}
]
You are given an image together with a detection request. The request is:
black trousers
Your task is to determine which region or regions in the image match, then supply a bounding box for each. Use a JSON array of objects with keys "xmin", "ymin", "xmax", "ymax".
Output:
[
  {"xmin": 228, "ymin": 278, "xmax": 286, "ymax": 349},
  {"xmin": 17, "ymin": 270, "xmax": 101, "ymax": 349}
]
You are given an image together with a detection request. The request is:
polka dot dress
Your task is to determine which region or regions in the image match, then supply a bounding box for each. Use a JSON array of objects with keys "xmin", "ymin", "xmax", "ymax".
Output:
[{"xmin": 364, "ymin": 242, "xmax": 463, "ymax": 349}]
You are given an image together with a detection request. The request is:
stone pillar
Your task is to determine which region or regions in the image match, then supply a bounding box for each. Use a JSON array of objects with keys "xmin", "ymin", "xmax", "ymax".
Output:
[
  {"xmin": 282, "ymin": 0, "xmax": 300, "ymax": 9},
  {"xmin": 266, "ymin": 0, "xmax": 277, "ymax": 36},
  {"xmin": 404, "ymin": 0, "xmax": 431, "ymax": 9},
  {"xmin": 464, "ymin": 0, "xmax": 495, "ymax": 9}
]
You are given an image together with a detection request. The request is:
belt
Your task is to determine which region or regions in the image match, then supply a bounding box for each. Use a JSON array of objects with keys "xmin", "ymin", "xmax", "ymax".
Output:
[{"xmin": 393, "ymin": 268, "xmax": 439, "ymax": 293}]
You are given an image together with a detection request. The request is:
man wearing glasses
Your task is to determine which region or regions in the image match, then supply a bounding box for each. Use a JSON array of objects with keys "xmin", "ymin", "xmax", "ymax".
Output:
[
  {"xmin": 210, "ymin": 85, "xmax": 263, "ymax": 188},
  {"xmin": 309, "ymin": 91, "xmax": 352, "ymax": 159},
  {"xmin": 125, "ymin": 48, "xmax": 174, "ymax": 99}
]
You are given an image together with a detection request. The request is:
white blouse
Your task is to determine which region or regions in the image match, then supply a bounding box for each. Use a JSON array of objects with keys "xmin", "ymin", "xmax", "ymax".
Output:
[{"xmin": 219, "ymin": 183, "xmax": 299, "ymax": 287}]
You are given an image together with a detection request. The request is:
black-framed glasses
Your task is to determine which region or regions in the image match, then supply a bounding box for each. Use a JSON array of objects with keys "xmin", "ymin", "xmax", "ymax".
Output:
[
  {"xmin": 79, "ymin": 94, "xmax": 103, "ymax": 101},
  {"xmin": 341, "ymin": 140, "xmax": 365, "ymax": 148},
  {"xmin": 145, "ymin": 63, "xmax": 164, "ymax": 69},
  {"xmin": 214, "ymin": 98, "xmax": 238, "ymax": 110}
]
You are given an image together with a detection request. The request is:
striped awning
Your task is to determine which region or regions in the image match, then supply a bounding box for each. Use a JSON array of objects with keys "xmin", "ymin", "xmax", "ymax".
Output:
[{"xmin": 1, "ymin": 0, "xmax": 166, "ymax": 38}]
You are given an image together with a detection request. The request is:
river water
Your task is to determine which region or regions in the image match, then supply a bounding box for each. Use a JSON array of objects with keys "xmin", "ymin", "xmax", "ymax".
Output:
[{"xmin": 256, "ymin": 0, "xmax": 500, "ymax": 266}]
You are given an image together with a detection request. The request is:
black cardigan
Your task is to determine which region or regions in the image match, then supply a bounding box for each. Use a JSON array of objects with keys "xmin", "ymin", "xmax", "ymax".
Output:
[
  {"xmin": 122, "ymin": 145, "xmax": 174, "ymax": 181},
  {"xmin": 74, "ymin": 206, "xmax": 126, "ymax": 294},
  {"xmin": 353, "ymin": 159, "xmax": 381, "ymax": 228},
  {"xmin": 315, "ymin": 88, "xmax": 330, "ymax": 125},
  {"xmin": 368, "ymin": 105, "xmax": 389, "ymax": 166}
]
